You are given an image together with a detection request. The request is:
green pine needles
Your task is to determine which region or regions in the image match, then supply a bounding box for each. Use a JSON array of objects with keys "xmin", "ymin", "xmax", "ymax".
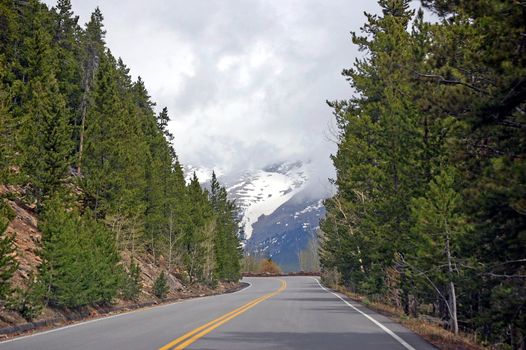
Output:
[
  {"xmin": 122, "ymin": 260, "xmax": 142, "ymax": 301},
  {"xmin": 153, "ymin": 271, "xmax": 169, "ymax": 299},
  {"xmin": 38, "ymin": 198, "xmax": 121, "ymax": 308}
]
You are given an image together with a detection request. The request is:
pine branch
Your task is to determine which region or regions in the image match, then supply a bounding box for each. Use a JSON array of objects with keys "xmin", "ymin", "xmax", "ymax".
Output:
[
  {"xmin": 413, "ymin": 71, "xmax": 489, "ymax": 95},
  {"xmin": 483, "ymin": 273, "xmax": 526, "ymax": 279}
]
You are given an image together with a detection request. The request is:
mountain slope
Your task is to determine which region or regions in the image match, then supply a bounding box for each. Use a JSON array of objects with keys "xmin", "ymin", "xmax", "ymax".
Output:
[
  {"xmin": 226, "ymin": 162, "xmax": 325, "ymax": 271},
  {"xmin": 227, "ymin": 162, "xmax": 308, "ymax": 241},
  {"xmin": 185, "ymin": 161, "xmax": 326, "ymax": 271},
  {"xmin": 246, "ymin": 195, "xmax": 324, "ymax": 271}
]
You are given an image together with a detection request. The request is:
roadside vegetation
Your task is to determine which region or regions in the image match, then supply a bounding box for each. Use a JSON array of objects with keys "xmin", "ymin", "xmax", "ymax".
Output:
[
  {"xmin": 298, "ymin": 238, "xmax": 321, "ymax": 273},
  {"xmin": 0, "ymin": 0, "xmax": 242, "ymax": 323},
  {"xmin": 319, "ymin": 0, "xmax": 525, "ymax": 349},
  {"xmin": 242, "ymin": 256, "xmax": 283, "ymax": 275}
]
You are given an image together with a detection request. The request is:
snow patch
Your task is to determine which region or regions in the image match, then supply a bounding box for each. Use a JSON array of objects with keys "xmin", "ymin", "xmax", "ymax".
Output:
[{"xmin": 227, "ymin": 162, "xmax": 309, "ymax": 240}]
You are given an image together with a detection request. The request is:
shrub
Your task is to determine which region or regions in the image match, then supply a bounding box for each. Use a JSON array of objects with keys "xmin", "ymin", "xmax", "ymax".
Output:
[
  {"xmin": 321, "ymin": 268, "xmax": 341, "ymax": 288},
  {"xmin": 153, "ymin": 271, "xmax": 169, "ymax": 299},
  {"xmin": 259, "ymin": 259, "xmax": 282, "ymax": 275},
  {"xmin": 7, "ymin": 278, "xmax": 44, "ymax": 320},
  {"xmin": 121, "ymin": 260, "xmax": 141, "ymax": 301}
]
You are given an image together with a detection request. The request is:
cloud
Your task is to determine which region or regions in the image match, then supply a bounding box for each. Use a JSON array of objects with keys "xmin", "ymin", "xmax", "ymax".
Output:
[{"xmin": 44, "ymin": 0, "xmax": 387, "ymax": 195}]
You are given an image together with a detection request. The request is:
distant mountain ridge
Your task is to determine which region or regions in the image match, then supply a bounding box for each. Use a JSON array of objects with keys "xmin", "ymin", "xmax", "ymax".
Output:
[
  {"xmin": 184, "ymin": 161, "xmax": 326, "ymax": 271},
  {"xmin": 246, "ymin": 194, "xmax": 324, "ymax": 271}
]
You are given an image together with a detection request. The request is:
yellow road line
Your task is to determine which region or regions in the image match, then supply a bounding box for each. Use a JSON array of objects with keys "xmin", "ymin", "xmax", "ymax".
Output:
[
  {"xmin": 159, "ymin": 279, "xmax": 287, "ymax": 350},
  {"xmin": 158, "ymin": 294, "xmax": 267, "ymax": 350}
]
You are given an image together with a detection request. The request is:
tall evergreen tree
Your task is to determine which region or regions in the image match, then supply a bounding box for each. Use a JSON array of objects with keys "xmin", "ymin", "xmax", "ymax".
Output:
[
  {"xmin": 166, "ymin": 158, "xmax": 190, "ymax": 269},
  {"xmin": 209, "ymin": 172, "xmax": 241, "ymax": 281},
  {"xmin": 183, "ymin": 173, "xmax": 214, "ymax": 282},
  {"xmin": 77, "ymin": 7, "xmax": 105, "ymax": 175},
  {"xmin": 410, "ymin": 168, "xmax": 469, "ymax": 334},
  {"xmin": 51, "ymin": 0, "xmax": 82, "ymax": 116},
  {"xmin": 322, "ymin": 0, "xmax": 427, "ymax": 305},
  {"xmin": 21, "ymin": 14, "xmax": 73, "ymax": 206},
  {"xmin": 81, "ymin": 51, "xmax": 145, "ymax": 218},
  {"xmin": 0, "ymin": 59, "xmax": 15, "ymax": 183}
]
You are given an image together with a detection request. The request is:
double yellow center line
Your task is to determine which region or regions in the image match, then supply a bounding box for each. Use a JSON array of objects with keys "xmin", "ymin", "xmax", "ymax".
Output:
[{"xmin": 159, "ymin": 279, "xmax": 287, "ymax": 350}]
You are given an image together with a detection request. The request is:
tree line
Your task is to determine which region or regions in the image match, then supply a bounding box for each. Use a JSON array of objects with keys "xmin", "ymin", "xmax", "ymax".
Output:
[
  {"xmin": 320, "ymin": 0, "xmax": 525, "ymax": 348},
  {"xmin": 0, "ymin": 0, "xmax": 241, "ymax": 316}
]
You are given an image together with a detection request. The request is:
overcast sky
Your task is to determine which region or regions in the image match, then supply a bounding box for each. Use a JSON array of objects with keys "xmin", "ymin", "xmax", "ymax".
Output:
[{"xmin": 43, "ymin": 0, "xmax": 388, "ymax": 194}]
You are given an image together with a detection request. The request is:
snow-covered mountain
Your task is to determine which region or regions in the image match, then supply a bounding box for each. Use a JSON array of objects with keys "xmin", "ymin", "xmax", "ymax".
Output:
[
  {"xmin": 246, "ymin": 195, "xmax": 324, "ymax": 271},
  {"xmin": 226, "ymin": 161, "xmax": 308, "ymax": 241},
  {"xmin": 184, "ymin": 161, "xmax": 326, "ymax": 271}
]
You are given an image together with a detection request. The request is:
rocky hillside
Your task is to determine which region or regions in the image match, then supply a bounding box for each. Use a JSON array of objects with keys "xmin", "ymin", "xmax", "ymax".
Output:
[{"xmin": 0, "ymin": 186, "xmax": 237, "ymax": 330}]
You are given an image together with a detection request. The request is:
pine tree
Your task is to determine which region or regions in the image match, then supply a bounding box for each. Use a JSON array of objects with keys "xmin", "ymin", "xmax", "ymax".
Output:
[
  {"xmin": 322, "ymin": 0, "xmax": 426, "ymax": 304},
  {"xmin": 153, "ymin": 271, "xmax": 169, "ymax": 299},
  {"xmin": 39, "ymin": 198, "xmax": 121, "ymax": 307},
  {"xmin": 51, "ymin": 0, "xmax": 82, "ymax": 117},
  {"xmin": 209, "ymin": 172, "xmax": 225, "ymax": 278},
  {"xmin": 7, "ymin": 276, "xmax": 43, "ymax": 321},
  {"xmin": 77, "ymin": 7, "xmax": 106, "ymax": 175},
  {"xmin": 166, "ymin": 158, "xmax": 190, "ymax": 270},
  {"xmin": 183, "ymin": 173, "xmax": 213, "ymax": 281},
  {"xmin": 121, "ymin": 260, "xmax": 141, "ymax": 301},
  {"xmin": 81, "ymin": 51, "xmax": 146, "ymax": 219},
  {"xmin": 156, "ymin": 107, "xmax": 173, "ymax": 141},
  {"xmin": 321, "ymin": 0, "xmax": 525, "ymax": 345},
  {"xmin": 21, "ymin": 15, "xmax": 73, "ymax": 207},
  {"xmin": 418, "ymin": 1, "xmax": 526, "ymax": 344},
  {"xmin": 0, "ymin": 0, "xmax": 248, "ymax": 328},
  {"xmin": 0, "ymin": 1, "xmax": 40, "ymax": 187},
  {"xmin": 0, "ymin": 59, "xmax": 15, "ymax": 183},
  {"xmin": 209, "ymin": 172, "xmax": 241, "ymax": 281},
  {"xmin": 410, "ymin": 168, "xmax": 469, "ymax": 334},
  {"xmin": 0, "ymin": 1, "xmax": 19, "ymax": 64},
  {"xmin": 135, "ymin": 80, "xmax": 171, "ymax": 261}
]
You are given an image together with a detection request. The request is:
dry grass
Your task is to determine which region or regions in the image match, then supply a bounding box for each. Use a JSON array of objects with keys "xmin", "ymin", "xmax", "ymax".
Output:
[{"xmin": 332, "ymin": 285, "xmax": 486, "ymax": 350}]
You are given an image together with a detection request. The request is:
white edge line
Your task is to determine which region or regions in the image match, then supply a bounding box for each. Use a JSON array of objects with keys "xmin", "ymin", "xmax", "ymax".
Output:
[
  {"xmin": 231, "ymin": 280, "xmax": 253, "ymax": 295},
  {"xmin": 311, "ymin": 277, "xmax": 416, "ymax": 350},
  {"xmin": 0, "ymin": 281, "xmax": 252, "ymax": 345}
]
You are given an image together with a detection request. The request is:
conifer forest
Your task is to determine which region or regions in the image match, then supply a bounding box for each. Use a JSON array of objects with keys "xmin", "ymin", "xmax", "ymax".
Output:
[
  {"xmin": 320, "ymin": 0, "xmax": 525, "ymax": 348},
  {"xmin": 0, "ymin": 0, "xmax": 241, "ymax": 314}
]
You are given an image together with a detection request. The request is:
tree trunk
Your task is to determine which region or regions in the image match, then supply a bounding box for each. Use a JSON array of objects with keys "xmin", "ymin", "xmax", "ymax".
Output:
[
  {"xmin": 151, "ymin": 232, "xmax": 156, "ymax": 263},
  {"xmin": 168, "ymin": 214, "xmax": 174, "ymax": 270},
  {"xmin": 77, "ymin": 102, "xmax": 87, "ymax": 175},
  {"xmin": 445, "ymin": 234, "xmax": 459, "ymax": 334},
  {"xmin": 400, "ymin": 266, "xmax": 410, "ymax": 315},
  {"xmin": 77, "ymin": 51, "xmax": 99, "ymax": 175}
]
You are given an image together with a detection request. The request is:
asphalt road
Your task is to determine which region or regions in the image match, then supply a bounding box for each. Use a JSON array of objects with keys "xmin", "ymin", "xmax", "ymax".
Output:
[{"xmin": 1, "ymin": 277, "xmax": 436, "ymax": 350}]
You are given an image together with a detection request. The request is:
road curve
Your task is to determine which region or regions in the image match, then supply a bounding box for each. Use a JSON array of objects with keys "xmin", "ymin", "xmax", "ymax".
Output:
[{"xmin": 1, "ymin": 277, "xmax": 435, "ymax": 350}]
